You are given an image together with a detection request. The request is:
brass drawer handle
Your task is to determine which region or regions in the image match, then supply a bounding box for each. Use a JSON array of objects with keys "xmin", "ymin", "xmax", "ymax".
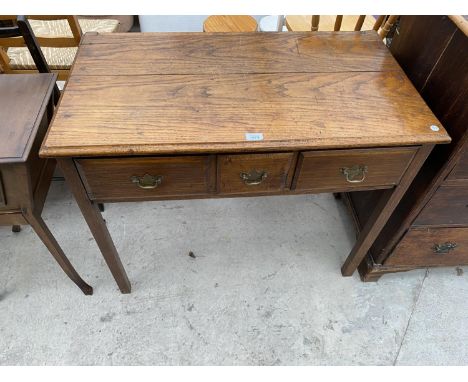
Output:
[
  {"xmin": 340, "ymin": 165, "xmax": 368, "ymax": 183},
  {"xmin": 432, "ymin": 242, "xmax": 457, "ymax": 254},
  {"xmin": 240, "ymin": 169, "xmax": 268, "ymax": 186},
  {"xmin": 131, "ymin": 174, "xmax": 163, "ymax": 189}
]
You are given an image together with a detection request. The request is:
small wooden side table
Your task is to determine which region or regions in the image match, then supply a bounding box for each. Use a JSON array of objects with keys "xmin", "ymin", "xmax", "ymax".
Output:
[{"xmin": 0, "ymin": 74, "xmax": 92, "ymax": 295}]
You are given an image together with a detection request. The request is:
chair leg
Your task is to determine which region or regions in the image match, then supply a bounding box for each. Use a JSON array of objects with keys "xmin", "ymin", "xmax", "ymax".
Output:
[
  {"xmin": 98, "ymin": 203, "xmax": 105, "ymax": 212},
  {"xmin": 24, "ymin": 211, "xmax": 93, "ymax": 295},
  {"xmin": 12, "ymin": 225, "xmax": 21, "ymax": 233}
]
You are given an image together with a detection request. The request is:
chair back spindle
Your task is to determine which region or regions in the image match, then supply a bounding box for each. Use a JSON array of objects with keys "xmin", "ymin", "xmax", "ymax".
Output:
[
  {"xmin": 334, "ymin": 16, "xmax": 343, "ymax": 31},
  {"xmin": 354, "ymin": 15, "xmax": 366, "ymax": 31},
  {"xmin": 379, "ymin": 15, "xmax": 399, "ymax": 38},
  {"xmin": 311, "ymin": 15, "xmax": 320, "ymax": 31},
  {"xmin": 288, "ymin": 15, "xmax": 399, "ymax": 40}
]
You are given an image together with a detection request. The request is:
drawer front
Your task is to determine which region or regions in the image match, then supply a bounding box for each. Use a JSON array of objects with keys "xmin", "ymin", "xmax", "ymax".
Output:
[
  {"xmin": 0, "ymin": 165, "xmax": 27, "ymax": 211},
  {"xmin": 76, "ymin": 156, "xmax": 215, "ymax": 201},
  {"xmin": 293, "ymin": 147, "xmax": 417, "ymax": 192},
  {"xmin": 448, "ymin": 147, "xmax": 468, "ymax": 180},
  {"xmin": 385, "ymin": 227, "xmax": 468, "ymax": 267},
  {"xmin": 415, "ymin": 184, "xmax": 468, "ymax": 226},
  {"xmin": 218, "ymin": 153, "xmax": 295, "ymax": 194}
]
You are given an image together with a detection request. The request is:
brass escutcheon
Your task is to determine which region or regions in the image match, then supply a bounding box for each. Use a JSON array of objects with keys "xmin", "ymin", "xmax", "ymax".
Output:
[
  {"xmin": 131, "ymin": 174, "xmax": 163, "ymax": 189},
  {"xmin": 240, "ymin": 169, "xmax": 268, "ymax": 186},
  {"xmin": 432, "ymin": 242, "xmax": 457, "ymax": 254},
  {"xmin": 340, "ymin": 165, "xmax": 368, "ymax": 183}
]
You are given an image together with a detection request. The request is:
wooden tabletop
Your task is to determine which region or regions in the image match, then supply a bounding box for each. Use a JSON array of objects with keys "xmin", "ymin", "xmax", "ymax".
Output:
[
  {"xmin": 40, "ymin": 32, "xmax": 450, "ymax": 158},
  {"xmin": 1, "ymin": 74, "xmax": 56, "ymax": 163}
]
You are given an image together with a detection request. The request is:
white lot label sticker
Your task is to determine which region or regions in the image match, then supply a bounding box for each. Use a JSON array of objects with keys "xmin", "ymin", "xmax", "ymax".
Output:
[{"xmin": 245, "ymin": 133, "xmax": 264, "ymax": 141}]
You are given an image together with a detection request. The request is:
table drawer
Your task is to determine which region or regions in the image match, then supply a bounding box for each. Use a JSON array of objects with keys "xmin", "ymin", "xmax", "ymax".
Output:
[
  {"xmin": 76, "ymin": 156, "xmax": 215, "ymax": 201},
  {"xmin": 385, "ymin": 227, "xmax": 468, "ymax": 267},
  {"xmin": 218, "ymin": 153, "xmax": 295, "ymax": 194},
  {"xmin": 414, "ymin": 184, "xmax": 468, "ymax": 226},
  {"xmin": 293, "ymin": 147, "xmax": 417, "ymax": 192}
]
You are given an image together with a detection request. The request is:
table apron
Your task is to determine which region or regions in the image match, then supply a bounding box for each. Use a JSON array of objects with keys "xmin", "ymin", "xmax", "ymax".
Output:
[{"xmin": 73, "ymin": 146, "xmax": 418, "ymax": 203}]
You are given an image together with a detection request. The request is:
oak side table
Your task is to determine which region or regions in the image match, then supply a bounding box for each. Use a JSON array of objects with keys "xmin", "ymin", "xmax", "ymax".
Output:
[
  {"xmin": 40, "ymin": 32, "xmax": 450, "ymax": 294},
  {"xmin": 0, "ymin": 74, "xmax": 92, "ymax": 295}
]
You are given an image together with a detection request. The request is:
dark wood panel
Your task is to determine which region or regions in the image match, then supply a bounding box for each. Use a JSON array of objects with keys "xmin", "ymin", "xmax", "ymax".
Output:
[
  {"xmin": 389, "ymin": 16, "xmax": 457, "ymax": 91},
  {"xmin": 75, "ymin": 31, "xmax": 401, "ymax": 76},
  {"xmin": 0, "ymin": 172, "xmax": 5, "ymax": 208},
  {"xmin": 0, "ymin": 164, "xmax": 29, "ymax": 211},
  {"xmin": 0, "ymin": 74, "xmax": 56, "ymax": 163},
  {"xmin": 385, "ymin": 227, "xmax": 468, "ymax": 267},
  {"xmin": 419, "ymin": 25, "xmax": 468, "ymax": 170},
  {"xmin": 448, "ymin": 147, "xmax": 468, "ymax": 179},
  {"xmin": 217, "ymin": 153, "xmax": 295, "ymax": 194},
  {"xmin": 414, "ymin": 184, "xmax": 468, "ymax": 226},
  {"xmin": 294, "ymin": 148, "xmax": 416, "ymax": 192},
  {"xmin": 76, "ymin": 156, "xmax": 216, "ymax": 201},
  {"xmin": 28, "ymin": 111, "xmax": 51, "ymax": 200}
]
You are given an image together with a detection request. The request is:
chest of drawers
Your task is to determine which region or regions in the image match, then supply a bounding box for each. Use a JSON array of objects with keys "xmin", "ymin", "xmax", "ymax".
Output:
[{"xmin": 345, "ymin": 16, "xmax": 468, "ymax": 280}]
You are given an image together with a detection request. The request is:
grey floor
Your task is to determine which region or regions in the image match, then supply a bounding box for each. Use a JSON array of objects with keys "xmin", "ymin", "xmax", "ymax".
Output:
[{"xmin": 0, "ymin": 180, "xmax": 466, "ymax": 365}]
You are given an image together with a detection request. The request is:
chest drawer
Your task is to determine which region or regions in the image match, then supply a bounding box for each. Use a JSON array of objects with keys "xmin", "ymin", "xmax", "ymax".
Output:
[
  {"xmin": 293, "ymin": 147, "xmax": 417, "ymax": 192},
  {"xmin": 385, "ymin": 227, "xmax": 468, "ymax": 267},
  {"xmin": 448, "ymin": 147, "xmax": 468, "ymax": 180},
  {"xmin": 76, "ymin": 156, "xmax": 215, "ymax": 201},
  {"xmin": 218, "ymin": 153, "xmax": 295, "ymax": 194},
  {"xmin": 414, "ymin": 184, "xmax": 468, "ymax": 226}
]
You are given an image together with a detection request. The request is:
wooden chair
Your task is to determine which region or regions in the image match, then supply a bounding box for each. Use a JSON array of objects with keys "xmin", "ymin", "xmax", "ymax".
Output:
[
  {"xmin": 285, "ymin": 15, "xmax": 399, "ymax": 38},
  {"xmin": 0, "ymin": 15, "xmax": 119, "ymax": 80},
  {"xmin": 203, "ymin": 16, "xmax": 258, "ymax": 32},
  {"xmin": 0, "ymin": 15, "xmax": 60, "ymax": 104}
]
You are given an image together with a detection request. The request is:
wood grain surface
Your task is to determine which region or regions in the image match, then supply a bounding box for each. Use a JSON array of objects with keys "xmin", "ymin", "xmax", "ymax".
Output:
[
  {"xmin": 414, "ymin": 183, "xmax": 468, "ymax": 226},
  {"xmin": 73, "ymin": 32, "xmax": 401, "ymax": 76},
  {"xmin": 41, "ymin": 70, "xmax": 448, "ymax": 157}
]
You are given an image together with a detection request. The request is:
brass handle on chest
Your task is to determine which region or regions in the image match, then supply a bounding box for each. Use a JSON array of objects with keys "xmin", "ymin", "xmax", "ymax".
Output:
[
  {"xmin": 340, "ymin": 165, "xmax": 368, "ymax": 183},
  {"xmin": 131, "ymin": 174, "xmax": 163, "ymax": 189},
  {"xmin": 240, "ymin": 169, "xmax": 268, "ymax": 186},
  {"xmin": 432, "ymin": 242, "xmax": 457, "ymax": 254}
]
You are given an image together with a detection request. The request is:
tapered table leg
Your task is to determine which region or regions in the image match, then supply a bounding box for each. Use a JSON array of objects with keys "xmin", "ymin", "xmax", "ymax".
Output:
[
  {"xmin": 24, "ymin": 211, "xmax": 93, "ymax": 295},
  {"xmin": 57, "ymin": 158, "xmax": 131, "ymax": 293},
  {"xmin": 341, "ymin": 145, "xmax": 434, "ymax": 276}
]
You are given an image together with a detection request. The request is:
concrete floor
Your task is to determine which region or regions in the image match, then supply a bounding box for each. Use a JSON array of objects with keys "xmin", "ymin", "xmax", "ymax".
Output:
[{"xmin": 0, "ymin": 180, "xmax": 466, "ymax": 365}]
